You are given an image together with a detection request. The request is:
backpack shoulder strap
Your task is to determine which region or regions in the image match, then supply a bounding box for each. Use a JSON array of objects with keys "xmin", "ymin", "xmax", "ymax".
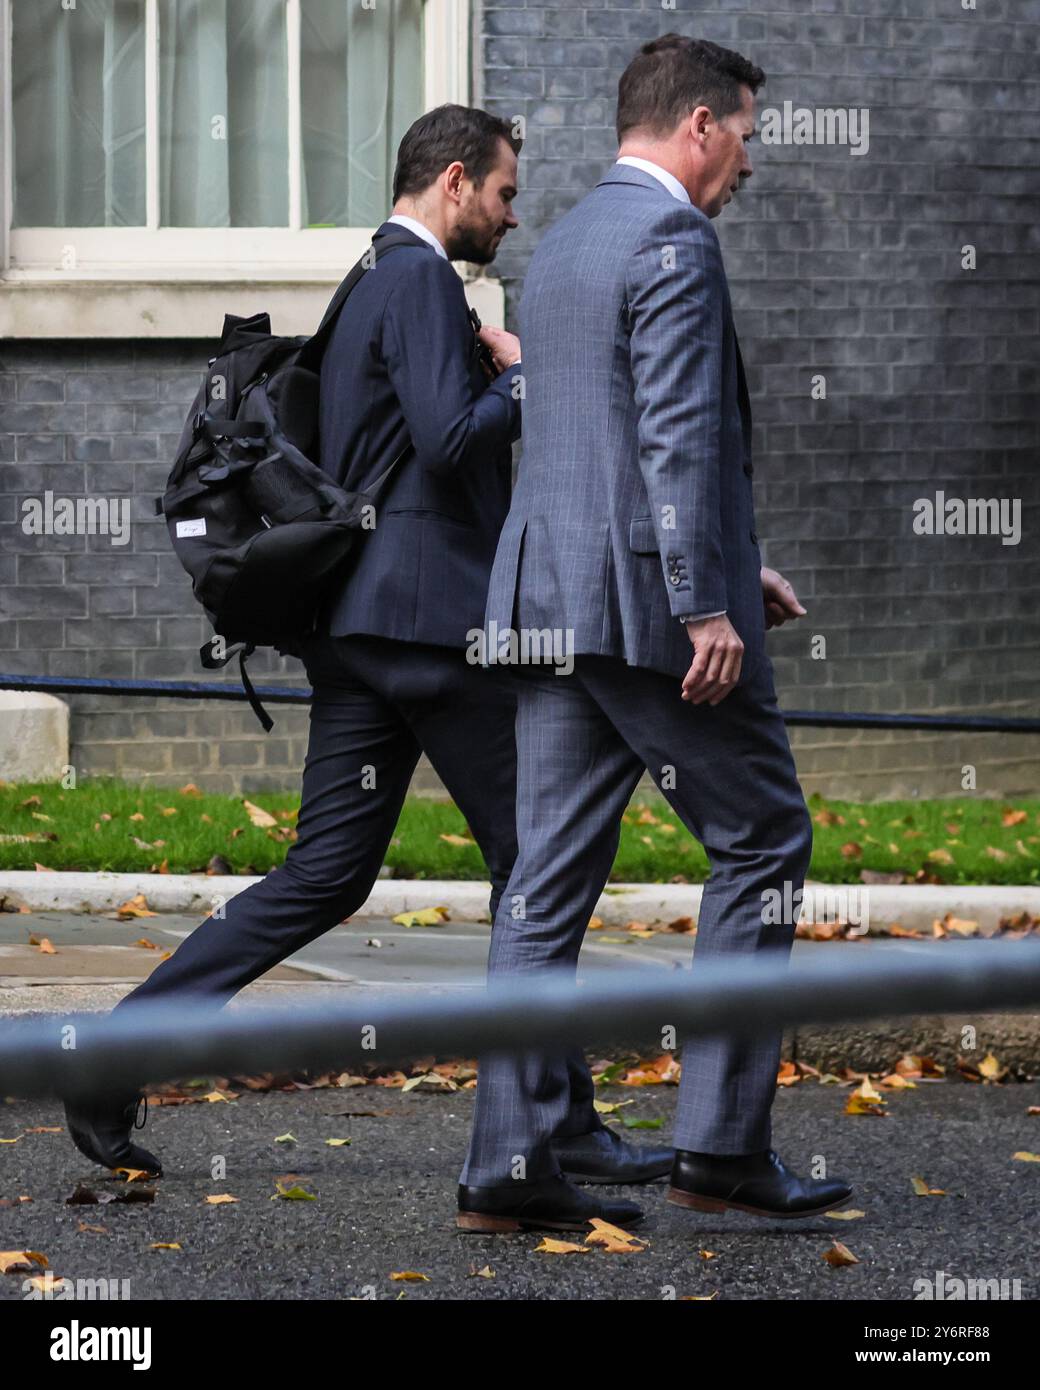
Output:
[{"xmin": 298, "ymin": 230, "xmax": 420, "ymax": 371}]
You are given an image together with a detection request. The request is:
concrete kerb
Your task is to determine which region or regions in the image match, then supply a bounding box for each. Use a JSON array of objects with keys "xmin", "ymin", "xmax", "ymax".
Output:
[{"xmin": 0, "ymin": 871, "xmax": 1038, "ymax": 934}]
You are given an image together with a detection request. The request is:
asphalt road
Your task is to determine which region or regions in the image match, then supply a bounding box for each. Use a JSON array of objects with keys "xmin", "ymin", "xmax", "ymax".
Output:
[{"xmin": 1, "ymin": 1071, "xmax": 1037, "ymax": 1301}]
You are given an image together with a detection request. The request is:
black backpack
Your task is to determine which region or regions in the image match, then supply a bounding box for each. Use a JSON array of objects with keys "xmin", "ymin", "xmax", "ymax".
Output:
[{"xmin": 157, "ymin": 231, "xmax": 417, "ymax": 729}]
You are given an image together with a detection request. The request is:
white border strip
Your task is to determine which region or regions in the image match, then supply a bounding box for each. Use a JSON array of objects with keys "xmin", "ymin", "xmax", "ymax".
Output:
[{"xmin": 0, "ymin": 872, "xmax": 1036, "ymax": 932}]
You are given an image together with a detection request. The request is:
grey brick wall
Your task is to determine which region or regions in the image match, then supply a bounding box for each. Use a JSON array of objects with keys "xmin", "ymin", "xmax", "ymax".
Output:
[
  {"xmin": 0, "ymin": 340, "xmax": 313, "ymax": 793},
  {"xmin": 1, "ymin": 0, "xmax": 1038, "ymax": 799},
  {"xmin": 476, "ymin": 0, "xmax": 1040, "ymax": 799}
]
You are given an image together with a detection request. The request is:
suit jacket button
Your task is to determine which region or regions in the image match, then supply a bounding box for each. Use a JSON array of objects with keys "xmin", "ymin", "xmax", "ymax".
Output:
[
  {"xmin": 749, "ymin": 529, "xmax": 758, "ymax": 543},
  {"xmin": 669, "ymin": 574, "xmax": 680, "ymax": 585},
  {"xmin": 744, "ymin": 461, "xmax": 753, "ymax": 477}
]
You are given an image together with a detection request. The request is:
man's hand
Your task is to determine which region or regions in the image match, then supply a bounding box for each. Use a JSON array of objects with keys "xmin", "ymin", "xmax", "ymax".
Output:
[
  {"xmin": 478, "ymin": 325, "xmax": 521, "ymax": 372},
  {"xmin": 761, "ymin": 566, "xmax": 806, "ymax": 629},
  {"xmin": 681, "ymin": 613, "xmax": 744, "ymax": 706}
]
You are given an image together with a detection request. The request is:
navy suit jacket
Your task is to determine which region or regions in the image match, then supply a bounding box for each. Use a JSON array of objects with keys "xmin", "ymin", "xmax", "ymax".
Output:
[{"xmin": 318, "ymin": 221, "xmax": 522, "ymax": 647}]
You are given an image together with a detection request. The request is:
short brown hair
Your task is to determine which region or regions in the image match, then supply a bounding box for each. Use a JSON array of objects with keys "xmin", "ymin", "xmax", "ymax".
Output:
[
  {"xmin": 616, "ymin": 35, "xmax": 765, "ymax": 143},
  {"xmin": 393, "ymin": 104, "xmax": 522, "ymax": 202}
]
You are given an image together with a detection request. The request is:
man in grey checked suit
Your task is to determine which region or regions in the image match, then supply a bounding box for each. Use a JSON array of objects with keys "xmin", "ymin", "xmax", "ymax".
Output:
[{"xmin": 458, "ymin": 36, "xmax": 853, "ymax": 1233}]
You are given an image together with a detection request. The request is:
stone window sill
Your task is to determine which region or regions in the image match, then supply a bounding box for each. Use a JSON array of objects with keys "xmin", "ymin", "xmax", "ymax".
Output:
[{"xmin": 0, "ymin": 272, "xmax": 504, "ymax": 340}]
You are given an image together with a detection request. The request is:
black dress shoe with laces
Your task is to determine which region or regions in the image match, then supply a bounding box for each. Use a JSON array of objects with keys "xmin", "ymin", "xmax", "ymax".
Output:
[
  {"xmin": 552, "ymin": 1126, "xmax": 673, "ymax": 1184},
  {"xmin": 457, "ymin": 1174, "xmax": 644, "ymax": 1233},
  {"xmin": 64, "ymin": 1092, "xmax": 163, "ymax": 1176},
  {"xmin": 668, "ymin": 1147, "xmax": 852, "ymax": 1219}
]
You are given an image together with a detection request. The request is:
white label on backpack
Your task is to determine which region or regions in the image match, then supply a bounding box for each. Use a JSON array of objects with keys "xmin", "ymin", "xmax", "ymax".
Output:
[{"xmin": 176, "ymin": 519, "xmax": 206, "ymax": 538}]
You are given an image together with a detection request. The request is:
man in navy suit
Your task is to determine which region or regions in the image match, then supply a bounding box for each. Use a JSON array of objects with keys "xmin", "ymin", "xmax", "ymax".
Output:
[{"xmin": 64, "ymin": 105, "xmax": 555, "ymax": 1186}]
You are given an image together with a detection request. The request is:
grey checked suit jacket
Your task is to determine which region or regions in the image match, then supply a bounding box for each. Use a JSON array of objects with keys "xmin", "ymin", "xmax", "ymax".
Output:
[{"xmin": 486, "ymin": 162, "xmax": 763, "ymax": 681}]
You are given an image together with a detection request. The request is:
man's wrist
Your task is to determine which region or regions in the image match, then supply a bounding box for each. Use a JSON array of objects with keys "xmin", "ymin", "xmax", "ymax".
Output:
[{"xmin": 680, "ymin": 609, "xmax": 726, "ymax": 623}]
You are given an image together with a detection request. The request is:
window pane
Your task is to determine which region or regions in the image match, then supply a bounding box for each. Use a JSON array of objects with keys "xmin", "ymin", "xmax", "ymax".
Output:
[
  {"xmin": 159, "ymin": 0, "xmax": 289, "ymax": 227},
  {"xmin": 300, "ymin": 0, "xmax": 424, "ymax": 228},
  {"xmin": 12, "ymin": 0, "xmax": 146, "ymax": 227}
]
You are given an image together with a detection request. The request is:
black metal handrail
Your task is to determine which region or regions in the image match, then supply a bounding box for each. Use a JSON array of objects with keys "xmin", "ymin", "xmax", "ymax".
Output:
[{"xmin": 1, "ymin": 672, "xmax": 1038, "ymax": 733}]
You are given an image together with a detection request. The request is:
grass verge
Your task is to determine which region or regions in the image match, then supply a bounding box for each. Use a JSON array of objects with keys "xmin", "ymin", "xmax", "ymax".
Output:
[{"xmin": 0, "ymin": 778, "xmax": 1037, "ymax": 885}]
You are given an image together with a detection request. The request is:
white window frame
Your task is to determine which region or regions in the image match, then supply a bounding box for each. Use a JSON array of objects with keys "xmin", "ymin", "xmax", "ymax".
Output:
[{"xmin": 0, "ymin": 0, "xmax": 493, "ymax": 337}]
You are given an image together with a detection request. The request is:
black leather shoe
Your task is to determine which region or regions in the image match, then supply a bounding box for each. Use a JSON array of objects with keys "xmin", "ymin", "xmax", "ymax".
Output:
[
  {"xmin": 64, "ymin": 1092, "xmax": 163, "ymax": 1176},
  {"xmin": 457, "ymin": 1174, "xmax": 644, "ymax": 1233},
  {"xmin": 668, "ymin": 1147, "xmax": 852, "ymax": 1219},
  {"xmin": 552, "ymin": 1126, "xmax": 673, "ymax": 1184}
]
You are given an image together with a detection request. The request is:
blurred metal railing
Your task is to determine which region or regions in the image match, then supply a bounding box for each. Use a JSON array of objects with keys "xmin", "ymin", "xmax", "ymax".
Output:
[{"xmin": 3, "ymin": 940, "xmax": 1038, "ymax": 1101}]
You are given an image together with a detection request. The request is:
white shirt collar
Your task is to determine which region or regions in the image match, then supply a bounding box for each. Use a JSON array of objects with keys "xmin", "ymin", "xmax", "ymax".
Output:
[
  {"xmin": 615, "ymin": 156, "xmax": 691, "ymax": 205},
  {"xmin": 386, "ymin": 213, "xmax": 448, "ymax": 260}
]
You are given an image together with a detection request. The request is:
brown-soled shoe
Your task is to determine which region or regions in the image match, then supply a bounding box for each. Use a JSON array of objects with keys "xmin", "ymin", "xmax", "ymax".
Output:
[
  {"xmin": 552, "ymin": 1126, "xmax": 673, "ymax": 1184},
  {"xmin": 457, "ymin": 1174, "xmax": 644, "ymax": 1233},
  {"xmin": 668, "ymin": 1147, "xmax": 852, "ymax": 1219}
]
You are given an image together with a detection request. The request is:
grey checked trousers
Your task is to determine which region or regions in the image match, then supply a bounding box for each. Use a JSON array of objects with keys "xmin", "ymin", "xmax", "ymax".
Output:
[{"xmin": 461, "ymin": 650, "xmax": 813, "ymax": 1186}]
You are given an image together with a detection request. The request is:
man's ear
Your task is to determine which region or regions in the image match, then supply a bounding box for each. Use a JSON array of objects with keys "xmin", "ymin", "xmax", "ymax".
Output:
[
  {"xmin": 690, "ymin": 105, "xmax": 713, "ymax": 142},
  {"xmin": 444, "ymin": 160, "xmax": 467, "ymax": 203}
]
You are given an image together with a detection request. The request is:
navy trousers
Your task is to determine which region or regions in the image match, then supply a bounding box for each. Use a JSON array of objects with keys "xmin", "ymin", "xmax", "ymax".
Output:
[
  {"xmin": 461, "ymin": 651, "xmax": 813, "ymax": 1186},
  {"xmin": 120, "ymin": 635, "xmax": 518, "ymax": 1011}
]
